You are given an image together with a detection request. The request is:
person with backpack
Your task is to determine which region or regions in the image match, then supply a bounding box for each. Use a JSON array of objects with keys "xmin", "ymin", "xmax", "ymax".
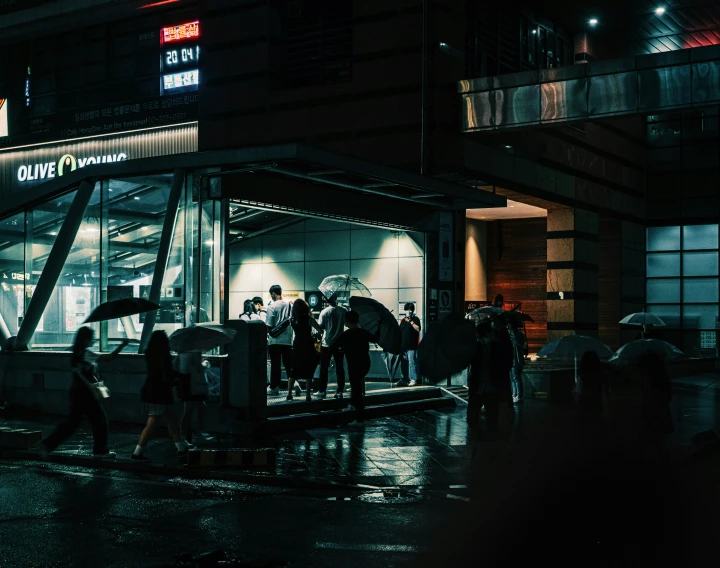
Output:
[{"xmin": 37, "ymin": 327, "xmax": 128, "ymax": 459}]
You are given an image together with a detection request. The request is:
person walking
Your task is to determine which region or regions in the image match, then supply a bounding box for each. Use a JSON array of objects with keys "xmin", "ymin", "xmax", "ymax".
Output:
[
  {"xmin": 287, "ymin": 299, "xmax": 322, "ymax": 401},
  {"xmin": 467, "ymin": 322, "xmax": 512, "ymax": 435},
  {"xmin": 395, "ymin": 302, "xmax": 421, "ymax": 387},
  {"xmin": 266, "ymin": 285, "xmax": 293, "ymax": 396},
  {"xmin": 253, "ymin": 296, "xmax": 268, "ymax": 322},
  {"xmin": 317, "ymin": 294, "xmax": 347, "ymax": 399},
  {"xmin": 333, "ymin": 310, "xmax": 376, "ymax": 424},
  {"xmin": 177, "ymin": 350, "xmax": 213, "ymax": 443},
  {"xmin": 240, "ymin": 299, "xmax": 260, "ymax": 321},
  {"xmin": 37, "ymin": 327, "xmax": 128, "ymax": 459},
  {"xmin": 132, "ymin": 330, "xmax": 193, "ymax": 460}
]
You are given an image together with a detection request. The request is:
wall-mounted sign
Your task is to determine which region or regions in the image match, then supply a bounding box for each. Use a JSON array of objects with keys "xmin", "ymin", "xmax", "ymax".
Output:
[
  {"xmin": 439, "ymin": 212, "xmax": 453, "ymax": 282},
  {"xmin": 0, "ymin": 99, "xmax": 7, "ymax": 137},
  {"xmin": 16, "ymin": 152, "xmax": 128, "ymax": 182},
  {"xmin": 162, "ymin": 46, "xmax": 199, "ymax": 71},
  {"xmin": 161, "ymin": 69, "xmax": 199, "ymax": 95},
  {"xmin": 161, "ymin": 21, "xmax": 200, "ymax": 45},
  {"xmin": 0, "ymin": 122, "xmax": 198, "ymax": 196},
  {"xmin": 439, "ymin": 290, "xmax": 452, "ymax": 314}
]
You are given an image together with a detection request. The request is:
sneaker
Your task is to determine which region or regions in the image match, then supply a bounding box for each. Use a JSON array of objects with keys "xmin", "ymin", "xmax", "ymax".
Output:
[
  {"xmin": 512, "ymin": 396, "xmax": 520, "ymax": 403},
  {"xmin": 267, "ymin": 386, "xmax": 279, "ymax": 396},
  {"xmin": 131, "ymin": 454, "xmax": 149, "ymax": 461},
  {"xmin": 92, "ymin": 451, "xmax": 117, "ymax": 460},
  {"xmin": 286, "ymin": 394, "xmax": 293, "ymax": 401},
  {"xmin": 394, "ymin": 380, "xmax": 410, "ymax": 388},
  {"xmin": 408, "ymin": 380, "xmax": 417, "ymax": 387},
  {"xmin": 334, "ymin": 391, "xmax": 344, "ymax": 400}
]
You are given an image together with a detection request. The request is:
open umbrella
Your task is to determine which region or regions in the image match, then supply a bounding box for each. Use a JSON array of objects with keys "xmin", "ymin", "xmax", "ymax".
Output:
[
  {"xmin": 319, "ymin": 275, "xmax": 372, "ymax": 304},
  {"xmin": 84, "ymin": 298, "xmax": 160, "ymax": 323},
  {"xmin": 537, "ymin": 334, "xmax": 613, "ymax": 361},
  {"xmin": 467, "ymin": 306, "xmax": 534, "ymax": 325},
  {"xmin": 168, "ymin": 323, "xmax": 237, "ymax": 353},
  {"xmin": 349, "ymin": 297, "xmax": 401, "ymax": 354},
  {"xmin": 418, "ymin": 312, "xmax": 477, "ymax": 382},
  {"xmin": 609, "ymin": 338, "xmax": 684, "ymax": 366},
  {"xmin": 619, "ymin": 312, "xmax": 666, "ymax": 338}
]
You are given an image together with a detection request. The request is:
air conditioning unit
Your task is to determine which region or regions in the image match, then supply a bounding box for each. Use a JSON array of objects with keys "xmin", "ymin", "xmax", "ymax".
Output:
[{"xmin": 224, "ymin": 320, "xmax": 268, "ymax": 420}]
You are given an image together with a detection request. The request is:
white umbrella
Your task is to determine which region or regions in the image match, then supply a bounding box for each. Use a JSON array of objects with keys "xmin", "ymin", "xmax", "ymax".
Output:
[
  {"xmin": 609, "ymin": 339, "xmax": 684, "ymax": 366},
  {"xmin": 619, "ymin": 312, "xmax": 666, "ymax": 338}
]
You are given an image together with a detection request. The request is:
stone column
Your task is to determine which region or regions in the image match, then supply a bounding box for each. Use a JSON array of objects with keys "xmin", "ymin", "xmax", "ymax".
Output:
[{"xmin": 546, "ymin": 207, "xmax": 599, "ymax": 341}]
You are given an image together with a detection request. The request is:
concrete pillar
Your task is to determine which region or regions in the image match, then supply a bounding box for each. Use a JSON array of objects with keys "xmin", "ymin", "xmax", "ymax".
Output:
[
  {"xmin": 464, "ymin": 218, "xmax": 487, "ymax": 301},
  {"xmin": 546, "ymin": 207, "xmax": 599, "ymax": 341}
]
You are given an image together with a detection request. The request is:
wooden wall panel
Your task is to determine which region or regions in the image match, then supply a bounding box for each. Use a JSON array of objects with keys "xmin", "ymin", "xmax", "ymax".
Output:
[{"xmin": 486, "ymin": 218, "xmax": 548, "ymax": 351}]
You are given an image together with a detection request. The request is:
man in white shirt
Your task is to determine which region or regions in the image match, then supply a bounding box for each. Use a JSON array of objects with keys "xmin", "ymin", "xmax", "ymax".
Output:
[
  {"xmin": 253, "ymin": 296, "xmax": 267, "ymax": 322},
  {"xmin": 265, "ymin": 285, "xmax": 293, "ymax": 396},
  {"xmin": 317, "ymin": 296, "xmax": 347, "ymax": 398}
]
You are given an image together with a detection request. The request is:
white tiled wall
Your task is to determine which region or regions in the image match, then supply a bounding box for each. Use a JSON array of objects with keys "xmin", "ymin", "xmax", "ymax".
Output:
[{"xmin": 229, "ymin": 219, "xmax": 425, "ymax": 321}]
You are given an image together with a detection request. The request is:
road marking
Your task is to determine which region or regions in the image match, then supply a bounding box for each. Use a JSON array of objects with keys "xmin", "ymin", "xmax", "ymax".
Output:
[{"xmin": 314, "ymin": 542, "xmax": 423, "ymax": 553}]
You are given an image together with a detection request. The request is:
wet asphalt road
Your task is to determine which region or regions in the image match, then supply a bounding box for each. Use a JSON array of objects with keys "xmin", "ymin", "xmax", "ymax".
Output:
[{"xmin": 3, "ymin": 373, "xmax": 720, "ymax": 567}]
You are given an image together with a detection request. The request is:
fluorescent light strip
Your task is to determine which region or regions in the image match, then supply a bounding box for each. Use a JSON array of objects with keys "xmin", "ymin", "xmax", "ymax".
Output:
[{"xmin": 0, "ymin": 121, "xmax": 198, "ymax": 153}]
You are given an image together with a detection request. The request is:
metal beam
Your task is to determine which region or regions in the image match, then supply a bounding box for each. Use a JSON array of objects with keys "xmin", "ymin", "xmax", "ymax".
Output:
[
  {"xmin": 230, "ymin": 218, "xmax": 305, "ymax": 243},
  {"xmin": 138, "ymin": 170, "xmax": 185, "ymax": 353},
  {"xmin": 0, "ymin": 310, "xmax": 11, "ymax": 349},
  {"xmin": 15, "ymin": 179, "xmax": 97, "ymax": 350}
]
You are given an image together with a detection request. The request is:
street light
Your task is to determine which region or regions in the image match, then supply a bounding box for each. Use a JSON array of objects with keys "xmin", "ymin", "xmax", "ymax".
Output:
[{"xmin": 655, "ymin": 7, "xmax": 666, "ymax": 15}]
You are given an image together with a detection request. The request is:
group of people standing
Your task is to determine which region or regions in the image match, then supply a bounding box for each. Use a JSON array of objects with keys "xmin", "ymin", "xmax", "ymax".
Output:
[
  {"xmin": 36, "ymin": 327, "xmax": 214, "ymax": 461},
  {"xmin": 258, "ymin": 284, "xmax": 376, "ymax": 423}
]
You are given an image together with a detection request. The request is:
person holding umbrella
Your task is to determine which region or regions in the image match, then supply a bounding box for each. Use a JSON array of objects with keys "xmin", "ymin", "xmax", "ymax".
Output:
[
  {"xmin": 37, "ymin": 327, "xmax": 129, "ymax": 459},
  {"xmin": 132, "ymin": 330, "xmax": 193, "ymax": 460},
  {"xmin": 177, "ymin": 350, "xmax": 212, "ymax": 443}
]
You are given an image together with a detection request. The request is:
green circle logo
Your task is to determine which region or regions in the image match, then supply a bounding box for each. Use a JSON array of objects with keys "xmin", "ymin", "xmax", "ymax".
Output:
[{"xmin": 57, "ymin": 154, "xmax": 77, "ymax": 177}]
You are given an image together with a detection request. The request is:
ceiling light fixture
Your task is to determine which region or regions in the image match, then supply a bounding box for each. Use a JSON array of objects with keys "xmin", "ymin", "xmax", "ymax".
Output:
[
  {"xmin": 504, "ymin": 145, "xmax": 512, "ymax": 149},
  {"xmin": 655, "ymin": 7, "xmax": 665, "ymax": 15},
  {"xmin": 589, "ymin": 18, "xmax": 598, "ymax": 26}
]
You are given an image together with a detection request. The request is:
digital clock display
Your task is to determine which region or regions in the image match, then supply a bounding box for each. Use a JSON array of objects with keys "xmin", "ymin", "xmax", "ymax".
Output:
[
  {"xmin": 162, "ymin": 46, "xmax": 199, "ymax": 70},
  {"xmin": 161, "ymin": 69, "xmax": 199, "ymax": 94}
]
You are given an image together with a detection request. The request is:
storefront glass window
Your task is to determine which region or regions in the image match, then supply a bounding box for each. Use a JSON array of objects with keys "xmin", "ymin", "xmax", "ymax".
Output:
[{"xmin": 0, "ymin": 213, "xmax": 27, "ymax": 336}]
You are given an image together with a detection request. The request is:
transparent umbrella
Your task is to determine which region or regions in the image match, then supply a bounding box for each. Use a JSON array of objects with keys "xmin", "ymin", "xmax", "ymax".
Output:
[
  {"xmin": 318, "ymin": 275, "xmax": 371, "ymax": 305},
  {"xmin": 619, "ymin": 312, "xmax": 666, "ymax": 338},
  {"xmin": 537, "ymin": 334, "xmax": 614, "ymax": 384},
  {"xmin": 609, "ymin": 339, "xmax": 684, "ymax": 366}
]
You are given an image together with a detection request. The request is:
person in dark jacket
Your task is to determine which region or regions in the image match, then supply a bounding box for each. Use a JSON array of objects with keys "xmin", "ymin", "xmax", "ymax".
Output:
[
  {"xmin": 467, "ymin": 322, "xmax": 513, "ymax": 434},
  {"xmin": 333, "ymin": 310, "xmax": 377, "ymax": 424},
  {"xmin": 395, "ymin": 302, "xmax": 422, "ymax": 387},
  {"xmin": 576, "ymin": 350, "xmax": 606, "ymax": 420},
  {"xmin": 38, "ymin": 327, "xmax": 128, "ymax": 459},
  {"xmin": 132, "ymin": 330, "xmax": 193, "ymax": 460},
  {"xmin": 287, "ymin": 299, "xmax": 322, "ymax": 401}
]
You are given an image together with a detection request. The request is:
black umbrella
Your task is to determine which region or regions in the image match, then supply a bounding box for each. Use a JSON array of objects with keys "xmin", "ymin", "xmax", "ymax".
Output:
[
  {"xmin": 349, "ymin": 297, "xmax": 402, "ymax": 355},
  {"xmin": 418, "ymin": 312, "xmax": 477, "ymax": 382},
  {"xmin": 84, "ymin": 298, "xmax": 161, "ymax": 323}
]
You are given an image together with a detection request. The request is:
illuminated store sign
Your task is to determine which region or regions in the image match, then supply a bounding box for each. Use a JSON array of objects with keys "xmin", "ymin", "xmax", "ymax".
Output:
[
  {"xmin": 161, "ymin": 21, "xmax": 200, "ymax": 44},
  {"xmin": 162, "ymin": 70, "xmax": 199, "ymax": 94},
  {"xmin": 16, "ymin": 152, "xmax": 128, "ymax": 182}
]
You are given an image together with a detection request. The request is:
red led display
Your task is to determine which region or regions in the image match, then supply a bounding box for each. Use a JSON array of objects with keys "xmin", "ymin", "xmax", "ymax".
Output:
[{"xmin": 161, "ymin": 21, "xmax": 200, "ymax": 45}]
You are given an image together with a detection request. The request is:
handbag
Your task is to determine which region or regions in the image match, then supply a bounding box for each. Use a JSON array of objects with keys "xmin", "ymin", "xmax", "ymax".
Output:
[{"xmin": 268, "ymin": 317, "xmax": 291, "ymax": 338}]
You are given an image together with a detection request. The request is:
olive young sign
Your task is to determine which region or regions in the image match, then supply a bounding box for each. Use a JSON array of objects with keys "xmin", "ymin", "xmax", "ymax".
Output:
[
  {"xmin": 16, "ymin": 152, "xmax": 128, "ymax": 182},
  {"xmin": 0, "ymin": 122, "xmax": 198, "ymax": 197}
]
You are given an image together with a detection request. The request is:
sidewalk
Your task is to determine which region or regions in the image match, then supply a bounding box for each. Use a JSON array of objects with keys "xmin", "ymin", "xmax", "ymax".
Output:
[{"xmin": 1, "ymin": 371, "xmax": 719, "ymax": 488}]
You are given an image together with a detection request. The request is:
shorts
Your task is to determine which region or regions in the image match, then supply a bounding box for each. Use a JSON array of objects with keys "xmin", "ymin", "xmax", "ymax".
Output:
[{"xmin": 144, "ymin": 403, "xmax": 168, "ymax": 417}]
